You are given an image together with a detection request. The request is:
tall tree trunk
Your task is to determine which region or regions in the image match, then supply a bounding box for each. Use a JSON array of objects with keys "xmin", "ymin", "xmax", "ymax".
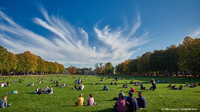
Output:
[
  {"xmin": 175, "ymin": 71, "xmax": 178, "ymax": 77},
  {"xmin": 24, "ymin": 69, "xmax": 25, "ymax": 75},
  {"xmin": 184, "ymin": 70, "xmax": 186, "ymax": 77},
  {"xmin": 1, "ymin": 70, "xmax": 2, "ymax": 76}
]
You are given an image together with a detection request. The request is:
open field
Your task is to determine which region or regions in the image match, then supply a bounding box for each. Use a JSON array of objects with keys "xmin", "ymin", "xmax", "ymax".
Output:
[{"xmin": 0, "ymin": 75, "xmax": 200, "ymax": 112}]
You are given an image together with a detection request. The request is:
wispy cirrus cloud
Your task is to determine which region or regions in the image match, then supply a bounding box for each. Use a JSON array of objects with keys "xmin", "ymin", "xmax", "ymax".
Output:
[{"xmin": 0, "ymin": 6, "xmax": 150, "ymax": 68}]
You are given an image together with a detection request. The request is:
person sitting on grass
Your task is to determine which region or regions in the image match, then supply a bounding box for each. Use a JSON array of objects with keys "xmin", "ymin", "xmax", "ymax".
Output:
[
  {"xmin": 61, "ymin": 82, "xmax": 66, "ymax": 87},
  {"xmin": 6, "ymin": 89, "xmax": 18, "ymax": 95},
  {"xmin": 126, "ymin": 92, "xmax": 138, "ymax": 112},
  {"xmin": 37, "ymin": 88, "xmax": 44, "ymax": 95},
  {"xmin": 0, "ymin": 96, "xmax": 11, "ymax": 108},
  {"xmin": 42, "ymin": 80, "xmax": 45, "ymax": 83},
  {"xmin": 172, "ymin": 85, "xmax": 177, "ymax": 90},
  {"xmin": 44, "ymin": 85, "xmax": 49, "ymax": 93},
  {"xmin": 178, "ymin": 85, "xmax": 184, "ymax": 90},
  {"xmin": 157, "ymin": 80, "xmax": 160, "ymax": 83},
  {"xmin": 113, "ymin": 95, "xmax": 126, "ymax": 112},
  {"xmin": 79, "ymin": 84, "xmax": 85, "ymax": 90},
  {"xmin": 136, "ymin": 91, "xmax": 146, "ymax": 109},
  {"xmin": 189, "ymin": 83, "xmax": 196, "ymax": 87},
  {"xmin": 87, "ymin": 94, "xmax": 94, "ymax": 106},
  {"xmin": 19, "ymin": 79, "xmax": 22, "ymax": 83},
  {"xmin": 118, "ymin": 90, "xmax": 125, "ymax": 100},
  {"xmin": 141, "ymin": 84, "xmax": 146, "ymax": 90},
  {"xmin": 47, "ymin": 86, "xmax": 53, "ymax": 94},
  {"xmin": 184, "ymin": 82, "xmax": 189, "ymax": 87},
  {"xmin": 111, "ymin": 81, "xmax": 113, "ymax": 85},
  {"xmin": 38, "ymin": 80, "xmax": 41, "ymax": 83},
  {"xmin": 76, "ymin": 94, "xmax": 84, "ymax": 106},
  {"xmin": 130, "ymin": 81, "xmax": 134, "ymax": 84},
  {"xmin": 72, "ymin": 84, "xmax": 78, "ymax": 90},
  {"xmin": 56, "ymin": 82, "xmax": 60, "ymax": 87},
  {"xmin": 12, "ymin": 80, "xmax": 17, "ymax": 83},
  {"xmin": 103, "ymin": 85, "xmax": 111, "ymax": 91},
  {"xmin": 115, "ymin": 82, "xmax": 118, "ymax": 85},
  {"xmin": 164, "ymin": 80, "xmax": 167, "ymax": 83},
  {"xmin": 134, "ymin": 82, "xmax": 139, "ymax": 86},
  {"xmin": 167, "ymin": 83, "xmax": 172, "ymax": 87},
  {"xmin": 5, "ymin": 81, "xmax": 10, "ymax": 87},
  {"xmin": 129, "ymin": 87, "xmax": 136, "ymax": 93},
  {"xmin": 34, "ymin": 87, "xmax": 39, "ymax": 94}
]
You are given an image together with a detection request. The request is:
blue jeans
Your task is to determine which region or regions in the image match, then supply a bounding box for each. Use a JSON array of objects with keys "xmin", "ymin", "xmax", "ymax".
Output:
[{"xmin": 137, "ymin": 102, "xmax": 142, "ymax": 108}]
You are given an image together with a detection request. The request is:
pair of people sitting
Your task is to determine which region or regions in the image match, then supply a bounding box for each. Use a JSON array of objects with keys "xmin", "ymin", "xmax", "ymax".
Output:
[
  {"xmin": 110, "ymin": 82, "xmax": 117, "ymax": 85},
  {"xmin": 35, "ymin": 86, "xmax": 53, "ymax": 94},
  {"xmin": 171, "ymin": 85, "xmax": 184, "ymax": 90},
  {"xmin": 129, "ymin": 87, "xmax": 136, "ymax": 93},
  {"xmin": 122, "ymin": 84, "xmax": 128, "ymax": 88},
  {"xmin": 76, "ymin": 94, "xmax": 96, "ymax": 106},
  {"xmin": 1, "ymin": 81, "xmax": 10, "ymax": 87},
  {"xmin": 189, "ymin": 83, "xmax": 197, "ymax": 87}
]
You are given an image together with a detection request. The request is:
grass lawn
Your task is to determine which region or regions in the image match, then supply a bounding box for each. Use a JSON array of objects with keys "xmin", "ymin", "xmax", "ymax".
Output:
[{"xmin": 0, "ymin": 74, "xmax": 200, "ymax": 112}]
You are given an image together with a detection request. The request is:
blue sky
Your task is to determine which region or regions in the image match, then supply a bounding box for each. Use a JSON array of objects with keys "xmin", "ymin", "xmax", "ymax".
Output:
[{"xmin": 0, "ymin": 0, "xmax": 200, "ymax": 68}]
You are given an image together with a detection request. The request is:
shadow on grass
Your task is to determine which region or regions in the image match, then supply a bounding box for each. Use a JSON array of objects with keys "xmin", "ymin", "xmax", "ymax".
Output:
[
  {"xmin": 62, "ymin": 105, "xmax": 77, "ymax": 107},
  {"xmin": 91, "ymin": 108, "xmax": 114, "ymax": 112}
]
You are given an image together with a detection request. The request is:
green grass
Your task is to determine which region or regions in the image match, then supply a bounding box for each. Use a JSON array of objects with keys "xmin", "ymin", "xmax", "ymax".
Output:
[{"xmin": 0, "ymin": 75, "xmax": 200, "ymax": 112}]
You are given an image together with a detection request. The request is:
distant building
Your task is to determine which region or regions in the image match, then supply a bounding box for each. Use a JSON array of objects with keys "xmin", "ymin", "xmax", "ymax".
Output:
[{"xmin": 84, "ymin": 68, "xmax": 97, "ymax": 75}]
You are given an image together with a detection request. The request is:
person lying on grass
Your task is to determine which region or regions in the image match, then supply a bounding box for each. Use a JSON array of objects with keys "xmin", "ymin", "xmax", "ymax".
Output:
[
  {"xmin": 172, "ymin": 85, "xmax": 177, "ymax": 90},
  {"xmin": 136, "ymin": 91, "xmax": 146, "ymax": 109},
  {"xmin": 113, "ymin": 95, "xmax": 126, "ymax": 112},
  {"xmin": 103, "ymin": 85, "xmax": 111, "ymax": 91},
  {"xmin": 167, "ymin": 83, "xmax": 172, "ymax": 87},
  {"xmin": 34, "ymin": 87, "xmax": 39, "ymax": 94},
  {"xmin": 178, "ymin": 85, "xmax": 184, "ymax": 90},
  {"xmin": 76, "ymin": 94, "xmax": 84, "ymax": 106},
  {"xmin": 6, "ymin": 89, "xmax": 18, "ymax": 95},
  {"xmin": 0, "ymin": 96, "xmax": 11, "ymax": 108},
  {"xmin": 92, "ymin": 83, "xmax": 98, "ymax": 85},
  {"xmin": 87, "ymin": 94, "xmax": 94, "ymax": 106}
]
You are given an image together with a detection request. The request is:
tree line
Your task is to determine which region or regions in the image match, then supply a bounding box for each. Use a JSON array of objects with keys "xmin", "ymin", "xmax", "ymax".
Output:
[
  {"xmin": 95, "ymin": 62, "xmax": 114, "ymax": 74},
  {"xmin": 0, "ymin": 45, "xmax": 66, "ymax": 75},
  {"xmin": 115, "ymin": 36, "xmax": 200, "ymax": 77}
]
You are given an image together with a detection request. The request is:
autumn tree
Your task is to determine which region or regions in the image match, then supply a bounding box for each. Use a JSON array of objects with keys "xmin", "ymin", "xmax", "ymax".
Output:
[{"xmin": 105, "ymin": 62, "xmax": 114, "ymax": 74}]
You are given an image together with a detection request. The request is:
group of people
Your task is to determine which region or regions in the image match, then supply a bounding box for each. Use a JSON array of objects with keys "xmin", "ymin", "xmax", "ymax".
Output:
[
  {"xmin": 76, "ymin": 94, "xmax": 97, "ymax": 106},
  {"xmin": 111, "ymin": 81, "xmax": 118, "ymax": 85},
  {"xmin": 34, "ymin": 85, "xmax": 53, "ymax": 95},
  {"xmin": 1, "ymin": 81, "xmax": 10, "ymax": 87},
  {"xmin": 114, "ymin": 91, "xmax": 146, "ymax": 112}
]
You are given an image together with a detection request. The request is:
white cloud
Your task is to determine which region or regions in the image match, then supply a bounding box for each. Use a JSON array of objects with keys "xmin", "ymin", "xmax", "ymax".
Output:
[{"xmin": 0, "ymin": 8, "xmax": 150, "ymax": 68}]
